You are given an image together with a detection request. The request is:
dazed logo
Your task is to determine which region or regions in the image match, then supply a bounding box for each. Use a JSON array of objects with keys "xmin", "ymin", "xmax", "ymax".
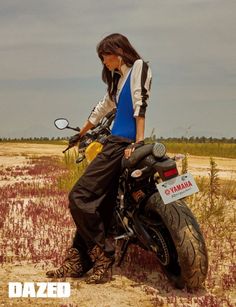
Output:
[{"xmin": 8, "ymin": 282, "xmax": 71, "ymax": 298}]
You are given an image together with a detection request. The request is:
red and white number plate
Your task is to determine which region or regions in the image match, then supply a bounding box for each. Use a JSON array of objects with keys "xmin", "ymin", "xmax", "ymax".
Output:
[{"xmin": 156, "ymin": 173, "xmax": 199, "ymax": 204}]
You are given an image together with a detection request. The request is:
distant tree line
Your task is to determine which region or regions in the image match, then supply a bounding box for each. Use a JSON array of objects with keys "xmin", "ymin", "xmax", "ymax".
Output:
[
  {"xmin": 145, "ymin": 135, "xmax": 236, "ymax": 144},
  {"xmin": 0, "ymin": 137, "xmax": 67, "ymax": 143},
  {"xmin": 0, "ymin": 136, "xmax": 235, "ymax": 143}
]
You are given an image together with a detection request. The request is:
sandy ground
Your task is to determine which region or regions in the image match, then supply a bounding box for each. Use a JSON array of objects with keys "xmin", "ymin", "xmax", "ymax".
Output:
[
  {"xmin": 0, "ymin": 143, "xmax": 65, "ymax": 167},
  {"xmin": 1, "ymin": 142, "xmax": 235, "ymax": 179},
  {"xmin": 178, "ymin": 155, "xmax": 236, "ymax": 180},
  {"xmin": 0, "ymin": 143, "xmax": 156, "ymax": 307},
  {"xmin": 0, "ymin": 264, "xmax": 155, "ymax": 307},
  {"xmin": 0, "ymin": 142, "xmax": 235, "ymax": 306}
]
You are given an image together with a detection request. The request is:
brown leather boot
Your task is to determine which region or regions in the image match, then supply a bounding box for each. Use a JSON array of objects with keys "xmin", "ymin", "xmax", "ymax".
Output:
[
  {"xmin": 46, "ymin": 248, "xmax": 92, "ymax": 278},
  {"xmin": 86, "ymin": 246, "xmax": 115, "ymax": 284},
  {"xmin": 87, "ymin": 244, "xmax": 102, "ymax": 263}
]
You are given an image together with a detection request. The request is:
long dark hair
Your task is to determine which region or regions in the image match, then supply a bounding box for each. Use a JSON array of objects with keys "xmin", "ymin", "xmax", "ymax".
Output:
[{"xmin": 97, "ymin": 33, "xmax": 142, "ymax": 100}]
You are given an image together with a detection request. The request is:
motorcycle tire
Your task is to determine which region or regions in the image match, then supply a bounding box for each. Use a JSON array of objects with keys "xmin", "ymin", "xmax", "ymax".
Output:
[{"xmin": 144, "ymin": 192, "xmax": 208, "ymax": 289}]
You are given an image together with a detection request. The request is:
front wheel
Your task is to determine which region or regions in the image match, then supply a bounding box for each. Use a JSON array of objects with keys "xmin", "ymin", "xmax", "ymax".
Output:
[{"xmin": 144, "ymin": 193, "xmax": 208, "ymax": 289}]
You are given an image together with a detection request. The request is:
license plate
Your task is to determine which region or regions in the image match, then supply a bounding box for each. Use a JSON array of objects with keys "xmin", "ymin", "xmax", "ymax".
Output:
[{"xmin": 156, "ymin": 173, "xmax": 199, "ymax": 204}]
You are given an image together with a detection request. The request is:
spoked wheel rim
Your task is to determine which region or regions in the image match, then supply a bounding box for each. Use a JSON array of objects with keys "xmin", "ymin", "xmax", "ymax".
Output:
[
  {"xmin": 148, "ymin": 226, "xmax": 170, "ymax": 266},
  {"xmin": 143, "ymin": 211, "xmax": 181, "ymax": 279}
]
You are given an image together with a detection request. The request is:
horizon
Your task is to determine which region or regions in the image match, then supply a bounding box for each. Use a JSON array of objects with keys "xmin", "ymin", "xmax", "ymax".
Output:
[{"xmin": 1, "ymin": 135, "xmax": 235, "ymax": 142}]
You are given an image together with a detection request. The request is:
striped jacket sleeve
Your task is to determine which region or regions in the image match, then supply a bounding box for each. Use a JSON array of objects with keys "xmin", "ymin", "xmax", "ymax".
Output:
[
  {"xmin": 88, "ymin": 93, "xmax": 116, "ymax": 126},
  {"xmin": 131, "ymin": 59, "xmax": 152, "ymax": 118}
]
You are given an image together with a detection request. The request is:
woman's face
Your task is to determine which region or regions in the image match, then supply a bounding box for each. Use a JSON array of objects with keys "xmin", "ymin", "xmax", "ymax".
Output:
[{"xmin": 102, "ymin": 54, "xmax": 121, "ymax": 71}]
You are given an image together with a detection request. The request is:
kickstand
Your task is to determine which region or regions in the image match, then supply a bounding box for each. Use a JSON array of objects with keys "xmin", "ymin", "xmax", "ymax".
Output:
[{"xmin": 117, "ymin": 239, "xmax": 131, "ymax": 267}]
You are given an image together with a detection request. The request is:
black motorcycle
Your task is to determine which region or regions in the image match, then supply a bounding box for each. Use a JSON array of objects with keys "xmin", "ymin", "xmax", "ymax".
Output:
[{"xmin": 54, "ymin": 111, "xmax": 208, "ymax": 289}]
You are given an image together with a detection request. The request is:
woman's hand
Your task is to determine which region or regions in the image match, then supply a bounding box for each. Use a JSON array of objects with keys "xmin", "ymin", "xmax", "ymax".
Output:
[
  {"xmin": 124, "ymin": 141, "xmax": 144, "ymax": 159},
  {"xmin": 124, "ymin": 144, "xmax": 136, "ymax": 159}
]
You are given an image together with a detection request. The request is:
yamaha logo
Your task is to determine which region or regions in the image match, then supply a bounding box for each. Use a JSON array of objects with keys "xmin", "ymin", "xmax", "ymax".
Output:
[{"xmin": 165, "ymin": 180, "xmax": 193, "ymax": 194}]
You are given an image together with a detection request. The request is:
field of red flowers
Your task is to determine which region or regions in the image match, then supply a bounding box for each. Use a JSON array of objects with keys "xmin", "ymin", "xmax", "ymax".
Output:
[{"xmin": 0, "ymin": 143, "xmax": 235, "ymax": 306}]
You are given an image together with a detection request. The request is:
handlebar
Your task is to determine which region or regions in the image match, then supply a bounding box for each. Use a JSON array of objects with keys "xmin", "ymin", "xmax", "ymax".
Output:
[
  {"xmin": 59, "ymin": 110, "xmax": 116, "ymax": 154},
  {"xmin": 62, "ymin": 144, "xmax": 75, "ymax": 153},
  {"xmin": 67, "ymin": 126, "xmax": 80, "ymax": 132}
]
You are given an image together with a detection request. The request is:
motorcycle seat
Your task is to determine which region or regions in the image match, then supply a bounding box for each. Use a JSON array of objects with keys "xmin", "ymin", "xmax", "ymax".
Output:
[{"xmin": 122, "ymin": 144, "xmax": 154, "ymax": 169}]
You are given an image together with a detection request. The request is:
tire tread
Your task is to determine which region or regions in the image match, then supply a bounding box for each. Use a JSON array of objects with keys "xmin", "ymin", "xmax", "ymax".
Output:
[{"xmin": 146, "ymin": 193, "xmax": 208, "ymax": 289}]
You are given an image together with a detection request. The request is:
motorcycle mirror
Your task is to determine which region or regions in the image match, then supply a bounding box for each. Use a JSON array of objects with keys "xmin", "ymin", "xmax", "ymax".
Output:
[{"xmin": 54, "ymin": 118, "xmax": 69, "ymax": 130}]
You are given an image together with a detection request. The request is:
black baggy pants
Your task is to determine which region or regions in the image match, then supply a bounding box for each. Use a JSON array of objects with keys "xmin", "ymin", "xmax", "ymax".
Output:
[{"xmin": 68, "ymin": 135, "xmax": 132, "ymax": 256}]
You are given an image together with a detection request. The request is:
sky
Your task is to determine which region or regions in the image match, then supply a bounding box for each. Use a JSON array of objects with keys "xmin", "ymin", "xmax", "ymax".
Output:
[{"xmin": 0, "ymin": 0, "xmax": 235, "ymax": 139}]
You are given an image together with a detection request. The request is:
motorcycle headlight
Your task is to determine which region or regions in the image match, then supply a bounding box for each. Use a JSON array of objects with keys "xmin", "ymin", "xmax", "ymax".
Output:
[{"xmin": 152, "ymin": 142, "xmax": 166, "ymax": 158}]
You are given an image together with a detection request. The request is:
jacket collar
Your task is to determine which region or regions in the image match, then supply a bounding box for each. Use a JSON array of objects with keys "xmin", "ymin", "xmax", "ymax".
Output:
[{"xmin": 114, "ymin": 63, "xmax": 130, "ymax": 77}]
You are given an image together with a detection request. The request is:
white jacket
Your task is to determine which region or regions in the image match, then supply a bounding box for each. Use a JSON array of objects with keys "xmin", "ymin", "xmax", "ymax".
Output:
[{"xmin": 88, "ymin": 59, "xmax": 152, "ymax": 126}]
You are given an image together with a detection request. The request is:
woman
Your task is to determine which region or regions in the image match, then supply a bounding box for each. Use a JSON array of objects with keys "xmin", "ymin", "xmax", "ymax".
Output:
[{"xmin": 46, "ymin": 33, "xmax": 152, "ymax": 283}]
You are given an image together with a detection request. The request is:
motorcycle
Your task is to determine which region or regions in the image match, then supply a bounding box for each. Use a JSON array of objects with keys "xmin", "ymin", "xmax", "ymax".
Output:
[{"xmin": 54, "ymin": 111, "xmax": 208, "ymax": 289}]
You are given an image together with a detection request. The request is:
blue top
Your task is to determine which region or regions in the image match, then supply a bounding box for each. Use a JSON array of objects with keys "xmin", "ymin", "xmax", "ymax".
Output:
[{"xmin": 111, "ymin": 71, "xmax": 136, "ymax": 141}]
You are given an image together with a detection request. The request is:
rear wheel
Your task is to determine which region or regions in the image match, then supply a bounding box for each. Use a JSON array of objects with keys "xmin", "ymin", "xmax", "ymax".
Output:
[{"xmin": 144, "ymin": 193, "xmax": 208, "ymax": 289}]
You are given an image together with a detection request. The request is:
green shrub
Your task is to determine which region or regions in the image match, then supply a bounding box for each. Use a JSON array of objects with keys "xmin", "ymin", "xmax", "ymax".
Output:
[{"xmin": 57, "ymin": 149, "xmax": 87, "ymax": 191}]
